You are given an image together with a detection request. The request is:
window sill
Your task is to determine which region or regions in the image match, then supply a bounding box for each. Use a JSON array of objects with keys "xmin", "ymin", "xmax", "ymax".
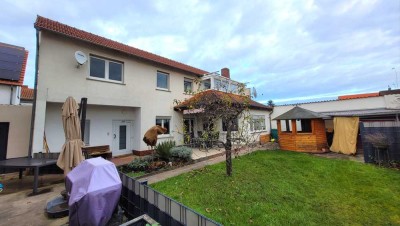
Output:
[
  {"xmin": 250, "ymin": 130, "xmax": 268, "ymax": 134},
  {"xmin": 157, "ymin": 135, "xmax": 173, "ymax": 139},
  {"xmin": 87, "ymin": 77, "xmax": 125, "ymax": 85},
  {"xmin": 156, "ymin": 88, "xmax": 171, "ymax": 92}
]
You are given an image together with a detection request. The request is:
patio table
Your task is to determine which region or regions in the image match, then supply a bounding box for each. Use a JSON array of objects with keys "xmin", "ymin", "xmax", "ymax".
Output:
[{"xmin": 0, "ymin": 157, "xmax": 57, "ymax": 194}]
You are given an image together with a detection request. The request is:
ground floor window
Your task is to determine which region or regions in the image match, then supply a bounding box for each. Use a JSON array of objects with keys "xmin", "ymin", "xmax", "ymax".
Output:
[
  {"xmin": 156, "ymin": 116, "xmax": 171, "ymax": 134},
  {"xmin": 84, "ymin": 120, "xmax": 90, "ymax": 145},
  {"xmin": 222, "ymin": 117, "xmax": 239, "ymax": 131},
  {"xmin": 250, "ymin": 115, "xmax": 266, "ymax": 131}
]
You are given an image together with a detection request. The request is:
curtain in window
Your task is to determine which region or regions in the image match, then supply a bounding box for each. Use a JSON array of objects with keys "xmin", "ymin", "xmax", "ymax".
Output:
[{"xmin": 330, "ymin": 117, "xmax": 359, "ymax": 155}]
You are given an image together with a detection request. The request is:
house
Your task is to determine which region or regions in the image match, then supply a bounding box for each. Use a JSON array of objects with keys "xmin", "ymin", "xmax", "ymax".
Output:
[
  {"xmin": 271, "ymin": 90, "xmax": 400, "ymax": 154},
  {"xmin": 0, "ymin": 42, "xmax": 31, "ymax": 161},
  {"xmin": 31, "ymin": 16, "xmax": 271, "ymax": 157}
]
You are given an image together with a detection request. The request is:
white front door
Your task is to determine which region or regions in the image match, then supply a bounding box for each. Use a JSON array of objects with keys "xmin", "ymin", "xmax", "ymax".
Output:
[{"xmin": 112, "ymin": 120, "xmax": 133, "ymax": 156}]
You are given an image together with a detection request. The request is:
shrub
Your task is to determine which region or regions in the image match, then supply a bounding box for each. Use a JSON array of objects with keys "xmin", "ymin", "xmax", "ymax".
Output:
[
  {"xmin": 128, "ymin": 157, "xmax": 151, "ymax": 171},
  {"xmin": 170, "ymin": 146, "xmax": 193, "ymax": 161},
  {"xmin": 155, "ymin": 140, "xmax": 176, "ymax": 161}
]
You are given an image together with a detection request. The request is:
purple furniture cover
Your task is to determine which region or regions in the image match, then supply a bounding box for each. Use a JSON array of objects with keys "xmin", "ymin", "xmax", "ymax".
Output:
[{"xmin": 66, "ymin": 157, "xmax": 122, "ymax": 226}]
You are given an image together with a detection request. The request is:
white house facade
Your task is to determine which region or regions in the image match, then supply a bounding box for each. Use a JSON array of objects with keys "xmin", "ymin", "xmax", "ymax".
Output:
[{"xmin": 32, "ymin": 16, "xmax": 271, "ymax": 157}]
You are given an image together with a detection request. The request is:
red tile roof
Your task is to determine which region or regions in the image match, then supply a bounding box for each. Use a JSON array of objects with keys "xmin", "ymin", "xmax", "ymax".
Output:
[
  {"xmin": 21, "ymin": 85, "xmax": 34, "ymax": 100},
  {"xmin": 0, "ymin": 43, "xmax": 28, "ymax": 86},
  {"xmin": 174, "ymin": 90, "xmax": 272, "ymax": 111},
  {"xmin": 34, "ymin": 16, "xmax": 208, "ymax": 76},
  {"xmin": 338, "ymin": 92, "xmax": 379, "ymax": 100}
]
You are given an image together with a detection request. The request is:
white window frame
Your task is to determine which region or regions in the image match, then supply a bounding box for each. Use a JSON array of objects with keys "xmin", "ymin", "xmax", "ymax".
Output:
[
  {"xmin": 184, "ymin": 78, "xmax": 193, "ymax": 93},
  {"xmin": 83, "ymin": 119, "xmax": 90, "ymax": 145},
  {"xmin": 156, "ymin": 116, "xmax": 172, "ymax": 136},
  {"xmin": 250, "ymin": 115, "xmax": 266, "ymax": 132},
  {"xmin": 89, "ymin": 55, "xmax": 124, "ymax": 83},
  {"xmin": 156, "ymin": 71, "xmax": 170, "ymax": 90}
]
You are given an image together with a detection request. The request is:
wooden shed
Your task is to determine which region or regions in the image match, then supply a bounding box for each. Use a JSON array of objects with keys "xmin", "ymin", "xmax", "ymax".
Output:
[{"xmin": 274, "ymin": 107, "xmax": 330, "ymax": 153}]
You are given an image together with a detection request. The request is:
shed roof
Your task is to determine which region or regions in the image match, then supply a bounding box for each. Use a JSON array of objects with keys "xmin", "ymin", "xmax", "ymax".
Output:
[{"xmin": 274, "ymin": 106, "xmax": 330, "ymax": 120}]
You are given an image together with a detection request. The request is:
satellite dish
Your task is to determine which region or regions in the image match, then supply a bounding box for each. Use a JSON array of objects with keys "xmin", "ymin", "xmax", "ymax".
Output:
[
  {"xmin": 252, "ymin": 87, "xmax": 258, "ymax": 98},
  {"xmin": 75, "ymin": 51, "xmax": 87, "ymax": 67}
]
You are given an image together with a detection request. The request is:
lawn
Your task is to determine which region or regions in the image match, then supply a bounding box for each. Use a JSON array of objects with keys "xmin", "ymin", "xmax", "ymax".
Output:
[{"xmin": 151, "ymin": 150, "xmax": 400, "ymax": 225}]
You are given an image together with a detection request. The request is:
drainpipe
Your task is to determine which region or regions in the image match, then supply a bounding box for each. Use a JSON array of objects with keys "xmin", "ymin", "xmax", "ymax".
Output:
[
  {"xmin": 10, "ymin": 86, "xmax": 13, "ymax": 105},
  {"xmin": 28, "ymin": 28, "xmax": 40, "ymax": 159},
  {"xmin": 268, "ymin": 108, "xmax": 274, "ymax": 136}
]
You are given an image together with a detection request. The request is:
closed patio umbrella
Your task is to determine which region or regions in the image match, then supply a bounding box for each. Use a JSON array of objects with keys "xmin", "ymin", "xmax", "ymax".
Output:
[{"xmin": 57, "ymin": 97, "xmax": 85, "ymax": 176}]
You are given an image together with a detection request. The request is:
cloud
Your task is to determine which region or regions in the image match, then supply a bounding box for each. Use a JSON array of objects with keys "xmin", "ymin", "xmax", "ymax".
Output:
[{"xmin": 0, "ymin": 0, "xmax": 398, "ymax": 100}]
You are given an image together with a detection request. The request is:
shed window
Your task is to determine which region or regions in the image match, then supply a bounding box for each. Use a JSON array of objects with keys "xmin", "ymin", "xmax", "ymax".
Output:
[
  {"xmin": 297, "ymin": 119, "xmax": 312, "ymax": 133},
  {"xmin": 281, "ymin": 119, "xmax": 292, "ymax": 132}
]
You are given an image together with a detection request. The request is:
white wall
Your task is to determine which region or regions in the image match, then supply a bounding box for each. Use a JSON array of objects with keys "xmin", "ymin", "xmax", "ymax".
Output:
[
  {"xmin": 45, "ymin": 103, "xmax": 141, "ymax": 154},
  {"xmin": 33, "ymin": 31, "xmax": 200, "ymax": 153},
  {"xmin": 0, "ymin": 85, "xmax": 20, "ymax": 105},
  {"xmin": 271, "ymin": 96, "xmax": 386, "ymax": 129},
  {"xmin": 0, "ymin": 105, "xmax": 32, "ymax": 158}
]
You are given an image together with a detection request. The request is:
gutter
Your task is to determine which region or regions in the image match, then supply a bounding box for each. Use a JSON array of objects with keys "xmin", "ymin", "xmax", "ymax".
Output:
[
  {"xmin": 28, "ymin": 28, "xmax": 40, "ymax": 159},
  {"xmin": 10, "ymin": 86, "xmax": 13, "ymax": 104}
]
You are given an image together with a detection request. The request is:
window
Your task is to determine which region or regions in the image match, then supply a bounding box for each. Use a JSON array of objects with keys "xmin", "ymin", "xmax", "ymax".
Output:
[
  {"xmin": 297, "ymin": 119, "xmax": 312, "ymax": 133},
  {"xmin": 184, "ymin": 78, "xmax": 193, "ymax": 92},
  {"xmin": 230, "ymin": 83, "xmax": 238, "ymax": 93},
  {"xmin": 83, "ymin": 120, "xmax": 90, "ymax": 145},
  {"xmin": 250, "ymin": 115, "xmax": 266, "ymax": 131},
  {"xmin": 202, "ymin": 79, "xmax": 211, "ymax": 90},
  {"xmin": 281, "ymin": 119, "xmax": 292, "ymax": 132},
  {"xmin": 89, "ymin": 56, "xmax": 123, "ymax": 82},
  {"xmin": 222, "ymin": 117, "xmax": 239, "ymax": 131},
  {"xmin": 157, "ymin": 71, "xmax": 169, "ymax": 90},
  {"xmin": 156, "ymin": 117, "xmax": 171, "ymax": 134}
]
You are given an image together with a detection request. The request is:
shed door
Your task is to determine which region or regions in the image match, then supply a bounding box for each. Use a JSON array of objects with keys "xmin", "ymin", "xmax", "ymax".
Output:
[{"xmin": 0, "ymin": 122, "xmax": 9, "ymax": 161}]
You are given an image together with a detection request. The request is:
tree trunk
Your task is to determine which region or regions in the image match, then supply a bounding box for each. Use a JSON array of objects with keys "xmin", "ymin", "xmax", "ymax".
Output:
[{"xmin": 225, "ymin": 120, "xmax": 232, "ymax": 176}]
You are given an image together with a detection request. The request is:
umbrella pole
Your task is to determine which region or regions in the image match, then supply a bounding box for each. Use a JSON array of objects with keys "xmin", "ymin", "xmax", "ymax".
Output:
[{"xmin": 79, "ymin": 97, "xmax": 88, "ymax": 142}]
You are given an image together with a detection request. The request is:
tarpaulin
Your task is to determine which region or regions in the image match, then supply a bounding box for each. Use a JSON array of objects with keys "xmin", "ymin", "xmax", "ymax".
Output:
[{"xmin": 330, "ymin": 117, "xmax": 360, "ymax": 155}]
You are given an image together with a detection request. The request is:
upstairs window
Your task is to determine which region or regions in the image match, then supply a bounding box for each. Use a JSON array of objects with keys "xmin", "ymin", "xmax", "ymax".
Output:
[
  {"xmin": 157, "ymin": 71, "xmax": 169, "ymax": 90},
  {"xmin": 184, "ymin": 78, "xmax": 193, "ymax": 92},
  {"xmin": 202, "ymin": 79, "xmax": 211, "ymax": 90},
  {"xmin": 89, "ymin": 56, "xmax": 123, "ymax": 82}
]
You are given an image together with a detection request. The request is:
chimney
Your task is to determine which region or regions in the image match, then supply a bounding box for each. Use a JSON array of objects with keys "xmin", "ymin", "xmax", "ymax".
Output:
[{"xmin": 221, "ymin": 68, "xmax": 230, "ymax": 79}]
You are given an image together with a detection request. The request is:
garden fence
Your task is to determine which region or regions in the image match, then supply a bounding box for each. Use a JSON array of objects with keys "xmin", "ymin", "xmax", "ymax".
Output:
[
  {"xmin": 360, "ymin": 121, "xmax": 400, "ymax": 163},
  {"xmin": 119, "ymin": 172, "xmax": 222, "ymax": 226}
]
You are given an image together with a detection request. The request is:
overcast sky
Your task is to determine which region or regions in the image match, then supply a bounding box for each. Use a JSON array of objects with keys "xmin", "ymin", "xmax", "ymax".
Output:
[{"xmin": 1, "ymin": 0, "xmax": 399, "ymax": 104}]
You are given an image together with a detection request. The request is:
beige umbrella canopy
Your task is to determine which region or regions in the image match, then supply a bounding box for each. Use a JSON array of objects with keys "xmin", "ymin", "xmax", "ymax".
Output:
[{"xmin": 57, "ymin": 96, "xmax": 85, "ymax": 176}]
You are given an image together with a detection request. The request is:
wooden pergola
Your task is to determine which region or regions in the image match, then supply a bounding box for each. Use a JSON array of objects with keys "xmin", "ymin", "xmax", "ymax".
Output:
[{"xmin": 274, "ymin": 107, "xmax": 331, "ymax": 152}]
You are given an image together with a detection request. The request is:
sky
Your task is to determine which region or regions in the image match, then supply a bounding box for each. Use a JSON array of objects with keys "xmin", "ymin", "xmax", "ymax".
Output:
[{"xmin": 1, "ymin": 0, "xmax": 399, "ymax": 105}]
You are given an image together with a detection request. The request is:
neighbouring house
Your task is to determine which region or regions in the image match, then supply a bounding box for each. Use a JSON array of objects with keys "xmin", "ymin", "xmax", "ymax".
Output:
[
  {"xmin": 174, "ymin": 87, "xmax": 272, "ymax": 145},
  {"xmin": 20, "ymin": 85, "xmax": 34, "ymax": 104},
  {"xmin": 31, "ymin": 16, "xmax": 271, "ymax": 157},
  {"xmin": 271, "ymin": 90, "xmax": 400, "ymax": 155},
  {"xmin": 0, "ymin": 42, "xmax": 31, "ymax": 162}
]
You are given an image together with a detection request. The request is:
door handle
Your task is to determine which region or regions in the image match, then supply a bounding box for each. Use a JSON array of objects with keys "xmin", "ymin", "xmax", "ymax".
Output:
[{"xmin": 113, "ymin": 134, "xmax": 116, "ymax": 139}]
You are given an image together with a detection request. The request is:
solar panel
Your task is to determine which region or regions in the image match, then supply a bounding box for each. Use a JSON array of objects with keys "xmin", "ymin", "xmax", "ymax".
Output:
[{"xmin": 0, "ymin": 45, "xmax": 25, "ymax": 81}]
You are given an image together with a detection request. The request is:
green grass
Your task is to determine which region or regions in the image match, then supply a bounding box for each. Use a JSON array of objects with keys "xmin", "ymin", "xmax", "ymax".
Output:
[{"xmin": 151, "ymin": 150, "xmax": 400, "ymax": 226}]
